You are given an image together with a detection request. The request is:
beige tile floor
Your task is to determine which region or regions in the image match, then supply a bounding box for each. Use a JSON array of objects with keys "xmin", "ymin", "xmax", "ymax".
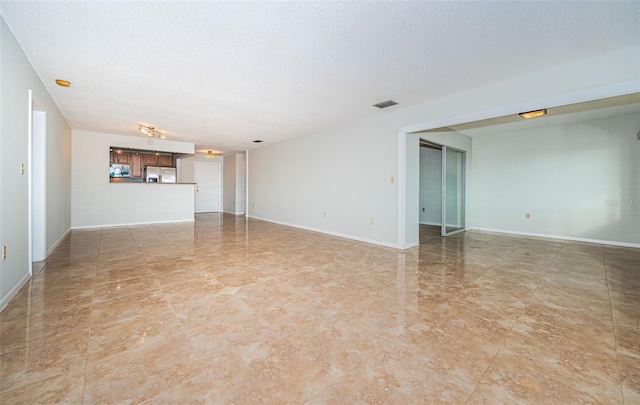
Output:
[{"xmin": 1, "ymin": 213, "xmax": 639, "ymax": 404}]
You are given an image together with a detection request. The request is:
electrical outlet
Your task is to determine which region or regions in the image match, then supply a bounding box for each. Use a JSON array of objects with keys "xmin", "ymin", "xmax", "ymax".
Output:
[
  {"xmin": 252, "ymin": 203, "xmax": 255, "ymax": 209},
  {"xmin": 390, "ymin": 176, "xmax": 395, "ymax": 184},
  {"xmin": 370, "ymin": 217, "xmax": 375, "ymax": 225},
  {"xmin": 323, "ymin": 211, "xmax": 327, "ymax": 218},
  {"xmin": 422, "ymin": 207, "xmax": 425, "ymax": 212},
  {"xmin": 525, "ymin": 213, "xmax": 531, "ymax": 219},
  {"xmin": 20, "ymin": 163, "xmax": 25, "ymax": 175},
  {"xmin": 2, "ymin": 246, "xmax": 6, "ymax": 260}
]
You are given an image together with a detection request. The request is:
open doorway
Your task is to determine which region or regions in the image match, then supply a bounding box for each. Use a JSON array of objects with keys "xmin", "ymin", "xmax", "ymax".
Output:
[
  {"xmin": 29, "ymin": 90, "xmax": 47, "ymax": 273},
  {"xmin": 419, "ymin": 140, "xmax": 442, "ymax": 243},
  {"xmin": 418, "ymin": 139, "xmax": 466, "ymax": 243}
]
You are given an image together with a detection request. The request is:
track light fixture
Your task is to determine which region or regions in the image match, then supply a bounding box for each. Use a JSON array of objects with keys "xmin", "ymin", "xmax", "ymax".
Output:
[{"xmin": 138, "ymin": 124, "xmax": 165, "ymax": 139}]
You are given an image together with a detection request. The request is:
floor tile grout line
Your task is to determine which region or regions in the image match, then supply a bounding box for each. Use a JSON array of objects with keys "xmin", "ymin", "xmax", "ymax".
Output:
[
  {"xmin": 463, "ymin": 238, "xmax": 566, "ymax": 404},
  {"xmin": 603, "ymin": 245, "xmax": 627, "ymax": 404}
]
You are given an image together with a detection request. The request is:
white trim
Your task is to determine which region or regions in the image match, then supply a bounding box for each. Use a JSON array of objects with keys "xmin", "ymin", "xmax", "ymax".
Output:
[
  {"xmin": 397, "ymin": 130, "xmax": 407, "ymax": 247},
  {"xmin": 473, "ymin": 227, "xmax": 640, "ymax": 249},
  {"xmin": 397, "ymin": 81, "xmax": 640, "ymax": 247},
  {"xmin": 245, "ymin": 149, "xmax": 250, "ymax": 218},
  {"xmin": 47, "ymin": 227, "xmax": 71, "ymax": 256},
  {"xmin": 0, "ymin": 272, "xmax": 31, "ymax": 313},
  {"xmin": 222, "ymin": 210, "xmax": 245, "ymax": 216},
  {"xmin": 27, "ymin": 89, "xmax": 33, "ymax": 276},
  {"xmin": 71, "ymin": 218, "xmax": 195, "ymax": 230},
  {"xmin": 419, "ymin": 221, "xmax": 442, "ymax": 226},
  {"xmin": 249, "ymin": 215, "xmax": 402, "ymax": 249}
]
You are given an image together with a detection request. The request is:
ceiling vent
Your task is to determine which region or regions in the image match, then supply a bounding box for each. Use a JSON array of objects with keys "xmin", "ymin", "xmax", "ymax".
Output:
[{"xmin": 373, "ymin": 100, "xmax": 398, "ymax": 109}]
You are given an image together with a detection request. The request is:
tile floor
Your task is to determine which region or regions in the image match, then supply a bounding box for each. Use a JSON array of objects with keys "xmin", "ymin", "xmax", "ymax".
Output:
[
  {"xmin": 1, "ymin": 213, "xmax": 639, "ymax": 404},
  {"xmin": 419, "ymin": 224, "xmax": 441, "ymax": 243}
]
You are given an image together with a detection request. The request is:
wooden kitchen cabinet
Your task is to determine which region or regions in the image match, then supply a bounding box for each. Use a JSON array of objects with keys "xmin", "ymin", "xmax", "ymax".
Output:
[
  {"xmin": 130, "ymin": 153, "xmax": 143, "ymax": 177},
  {"xmin": 110, "ymin": 151, "xmax": 131, "ymax": 165},
  {"xmin": 115, "ymin": 151, "xmax": 130, "ymax": 164},
  {"xmin": 157, "ymin": 154, "xmax": 172, "ymax": 167},
  {"xmin": 144, "ymin": 154, "xmax": 159, "ymax": 166}
]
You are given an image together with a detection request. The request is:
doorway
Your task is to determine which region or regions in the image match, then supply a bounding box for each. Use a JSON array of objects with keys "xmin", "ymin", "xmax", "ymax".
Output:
[
  {"xmin": 419, "ymin": 140, "xmax": 442, "ymax": 242},
  {"xmin": 194, "ymin": 162, "xmax": 221, "ymax": 213},
  {"xmin": 418, "ymin": 139, "xmax": 466, "ymax": 241},
  {"xmin": 29, "ymin": 91, "xmax": 46, "ymax": 267}
]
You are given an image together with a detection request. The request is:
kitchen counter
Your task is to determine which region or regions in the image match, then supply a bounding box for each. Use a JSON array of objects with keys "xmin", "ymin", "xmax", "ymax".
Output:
[{"xmin": 110, "ymin": 178, "xmax": 195, "ymax": 184}]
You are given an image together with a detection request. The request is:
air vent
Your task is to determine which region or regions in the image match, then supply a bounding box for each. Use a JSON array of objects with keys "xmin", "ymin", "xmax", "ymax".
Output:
[
  {"xmin": 373, "ymin": 100, "xmax": 398, "ymax": 109},
  {"xmin": 253, "ymin": 140, "xmax": 263, "ymax": 143}
]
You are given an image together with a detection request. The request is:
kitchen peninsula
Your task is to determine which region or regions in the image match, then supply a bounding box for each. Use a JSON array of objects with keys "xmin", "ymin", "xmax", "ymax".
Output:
[{"xmin": 72, "ymin": 130, "xmax": 197, "ymax": 229}]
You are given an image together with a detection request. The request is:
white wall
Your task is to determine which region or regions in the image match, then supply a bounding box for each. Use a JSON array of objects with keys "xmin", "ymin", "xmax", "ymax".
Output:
[
  {"xmin": 249, "ymin": 44, "xmax": 639, "ymax": 248},
  {"xmin": 71, "ymin": 130, "xmax": 195, "ymax": 228},
  {"xmin": 235, "ymin": 153, "xmax": 246, "ymax": 214},
  {"xmin": 419, "ymin": 147, "xmax": 442, "ymax": 225},
  {"xmin": 1, "ymin": 17, "xmax": 72, "ymax": 309},
  {"xmin": 473, "ymin": 112, "xmax": 640, "ymax": 246},
  {"xmin": 222, "ymin": 153, "xmax": 246, "ymax": 215},
  {"xmin": 223, "ymin": 153, "xmax": 236, "ymax": 213}
]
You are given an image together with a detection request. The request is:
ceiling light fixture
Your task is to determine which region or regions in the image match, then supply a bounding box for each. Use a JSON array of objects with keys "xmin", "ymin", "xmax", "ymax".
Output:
[
  {"xmin": 55, "ymin": 79, "xmax": 71, "ymax": 87},
  {"xmin": 519, "ymin": 109, "xmax": 547, "ymax": 119},
  {"xmin": 205, "ymin": 151, "xmax": 215, "ymax": 159},
  {"xmin": 138, "ymin": 124, "xmax": 165, "ymax": 139}
]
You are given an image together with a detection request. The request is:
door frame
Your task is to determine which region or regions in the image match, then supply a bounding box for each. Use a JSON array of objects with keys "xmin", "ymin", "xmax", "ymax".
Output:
[
  {"xmin": 397, "ymin": 82, "xmax": 637, "ymax": 249},
  {"xmin": 194, "ymin": 162, "xmax": 221, "ymax": 213},
  {"xmin": 28, "ymin": 89, "xmax": 47, "ymax": 265},
  {"xmin": 441, "ymin": 146, "xmax": 466, "ymax": 237}
]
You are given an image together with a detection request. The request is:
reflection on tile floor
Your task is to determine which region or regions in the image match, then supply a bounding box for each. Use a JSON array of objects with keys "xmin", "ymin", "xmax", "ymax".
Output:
[{"xmin": 1, "ymin": 213, "xmax": 639, "ymax": 404}]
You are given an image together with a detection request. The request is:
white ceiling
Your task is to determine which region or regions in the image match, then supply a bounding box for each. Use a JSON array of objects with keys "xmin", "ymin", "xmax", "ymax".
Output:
[{"xmin": 1, "ymin": 1, "xmax": 639, "ymax": 154}]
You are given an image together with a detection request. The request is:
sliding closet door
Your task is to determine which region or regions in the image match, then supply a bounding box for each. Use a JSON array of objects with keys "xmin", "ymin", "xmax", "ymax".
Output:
[{"xmin": 442, "ymin": 147, "xmax": 465, "ymax": 236}]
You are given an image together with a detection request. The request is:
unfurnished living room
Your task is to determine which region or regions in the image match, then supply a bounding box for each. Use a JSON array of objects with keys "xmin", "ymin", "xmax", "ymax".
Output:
[{"xmin": 1, "ymin": 1, "xmax": 639, "ymax": 404}]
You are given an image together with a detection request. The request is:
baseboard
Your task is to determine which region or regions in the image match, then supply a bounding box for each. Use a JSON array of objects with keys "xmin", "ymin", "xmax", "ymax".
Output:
[
  {"xmin": 47, "ymin": 227, "xmax": 71, "ymax": 257},
  {"xmin": 472, "ymin": 227, "xmax": 640, "ymax": 249},
  {"xmin": 419, "ymin": 221, "xmax": 441, "ymax": 226},
  {"xmin": 223, "ymin": 210, "xmax": 246, "ymax": 216},
  {"xmin": 71, "ymin": 218, "xmax": 195, "ymax": 230},
  {"xmin": 0, "ymin": 271, "xmax": 31, "ymax": 313},
  {"xmin": 248, "ymin": 215, "xmax": 401, "ymax": 249}
]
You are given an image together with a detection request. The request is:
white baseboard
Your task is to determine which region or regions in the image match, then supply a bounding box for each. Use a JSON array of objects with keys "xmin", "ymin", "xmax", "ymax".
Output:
[
  {"xmin": 248, "ymin": 215, "xmax": 402, "ymax": 249},
  {"xmin": 71, "ymin": 218, "xmax": 195, "ymax": 230},
  {"xmin": 0, "ymin": 271, "xmax": 31, "ymax": 313},
  {"xmin": 419, "ymin": 221, "xmax": 441, "ymax": 226},
  {"xmin": 472, "ymin": 227, "xmax": 640, "ymax": 249},
  {"xmin": 223, "ymin": 210, "xmax": 246, "ymax": 216},
  {"xmin": 47, "ymin": 227, "xmax": 71, "ymax": 257}
]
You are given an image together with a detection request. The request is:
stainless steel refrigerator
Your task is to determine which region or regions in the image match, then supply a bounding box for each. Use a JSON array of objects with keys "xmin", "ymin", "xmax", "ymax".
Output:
[{"xmin": 144, "ymin": 166, "xmax": 176, "ymax": 183}]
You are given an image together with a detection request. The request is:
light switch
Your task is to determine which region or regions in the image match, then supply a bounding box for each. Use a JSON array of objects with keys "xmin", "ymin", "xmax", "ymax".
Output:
[
  {"xmin": 390, "ymin": 176, "xmax": 395, "ymax": 184},
  {"xmin": 20, "ymin": 163, "xmax": 25, "ymax": 175}
]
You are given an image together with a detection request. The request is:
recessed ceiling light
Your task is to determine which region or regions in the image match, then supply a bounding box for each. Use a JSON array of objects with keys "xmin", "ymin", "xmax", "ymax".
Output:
[
  {"xmin": 373, "ymin": 100, "xmax": 398, "ymax": 109},
  {"xmin": 253, "ymin": 140, "xmax": 263, "ymax": 143},
  {"xmin": 519, "ymin": 109, "xmax": 547, "ymax": 119},
  {"xmin": 55, "ymin": 79, "xmax": 71, "ymax": 87}
]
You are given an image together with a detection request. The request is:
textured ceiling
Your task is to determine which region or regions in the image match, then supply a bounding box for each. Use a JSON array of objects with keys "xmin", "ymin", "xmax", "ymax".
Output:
[{"xmin": 1, "ymin": 1, "xmax": 639, "ymax": 153}]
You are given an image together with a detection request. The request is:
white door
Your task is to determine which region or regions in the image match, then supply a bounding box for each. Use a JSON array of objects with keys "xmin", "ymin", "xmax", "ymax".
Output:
[{"xmin": 194, "ymin": 163, "xmax": 220, "ymax": 213}]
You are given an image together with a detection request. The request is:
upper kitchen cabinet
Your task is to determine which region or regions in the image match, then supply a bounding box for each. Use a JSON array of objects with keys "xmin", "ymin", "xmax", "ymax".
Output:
[
  {"xmin": 110, "ymin": 150, "xmax": 130, "ymax": 164},
  {"xmin": 143, "ymin": 153, "xmax": 173, "ymax": 167},
  {"xmin": 157, "ymin": 154, "xmax": 172, "ymax": 167}
]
